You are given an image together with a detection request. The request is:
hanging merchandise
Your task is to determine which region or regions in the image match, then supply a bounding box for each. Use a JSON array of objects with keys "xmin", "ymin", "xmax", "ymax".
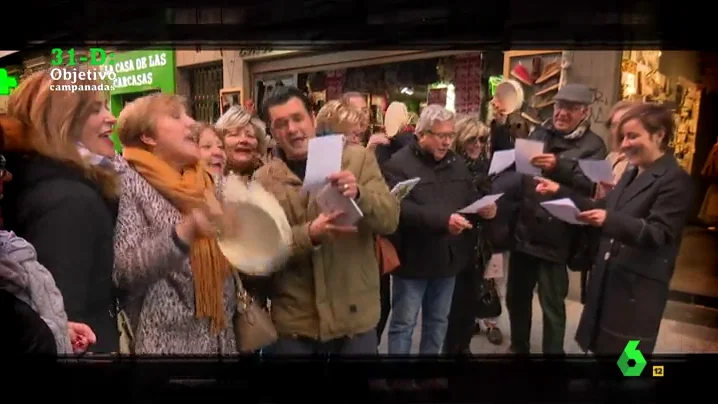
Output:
[
  {"xmin": 427, "ymin": 87, "xmax": 448, "ymax": 105},
  {"xmin": 325, "ymin": 70, "xmax": 346, "ymax": 100},
  {"xmin": 453, "ymin": 52, "xmax": 483, "ymax": 114}
]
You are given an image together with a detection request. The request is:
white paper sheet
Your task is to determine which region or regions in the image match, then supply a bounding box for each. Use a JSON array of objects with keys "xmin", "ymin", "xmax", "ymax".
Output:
[
  {"xmin": 391, "ymin": 177, "xmax": 421, "ymax": 200},
  {"xmin": 514, "ymin": 138, "xmax": 545, "ymax": 176},
  {"xmin": 540, "ymin": 198, "xmax": 586, "ymax": 225},
  {"xmin": 315, "ymin": 183, "xmax": 364, "ymax": 226},
  {"xmin": 578, "ymin": 159, "xmax": 614, "ymax": 184},
  {"xmin": 458, "ymin": 193, "xmax": 504, "ymax": 214},
  {"xmin": 303, "ymin": 135, "xmax": 344, "ymax": 191},
  {"xmin": 488, "ymin": 149, "xmax": 516, "ymax": 175}
]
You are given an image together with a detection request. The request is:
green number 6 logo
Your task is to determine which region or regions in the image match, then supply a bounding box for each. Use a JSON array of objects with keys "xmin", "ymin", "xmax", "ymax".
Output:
[{"xmin": 617, "ymin": 340, "xmax": 647, "ymax": 377}]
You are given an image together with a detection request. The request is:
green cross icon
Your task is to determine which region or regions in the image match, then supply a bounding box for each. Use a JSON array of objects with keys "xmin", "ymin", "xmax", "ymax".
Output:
[{"xmin": 0, "ymin": 68, "xmax": 19, "ymax": 95}]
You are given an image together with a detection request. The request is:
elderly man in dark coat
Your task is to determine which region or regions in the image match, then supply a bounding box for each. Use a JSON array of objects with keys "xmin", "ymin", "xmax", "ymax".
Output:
[{"xmin": 506, "ymin": 83, "xmax": 607, "ymax": 354}]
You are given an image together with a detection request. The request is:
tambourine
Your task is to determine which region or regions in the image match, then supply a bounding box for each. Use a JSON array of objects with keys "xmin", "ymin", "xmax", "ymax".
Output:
[
  {"xmin": 216, "ymin": 174, "xmax": 293, "ymax": 276},
  {"xmin": 384, "ymin": 101, "xmax": 410, "ymax": 138}
]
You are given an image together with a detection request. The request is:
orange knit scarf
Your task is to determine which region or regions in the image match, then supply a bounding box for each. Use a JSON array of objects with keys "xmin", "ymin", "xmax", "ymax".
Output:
[{"xmin": 123, "ymin": 147, "xmax": 231, "ymax": 333}]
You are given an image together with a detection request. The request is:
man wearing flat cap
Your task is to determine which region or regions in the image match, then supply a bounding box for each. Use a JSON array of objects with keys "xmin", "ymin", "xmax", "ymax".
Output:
[{"xmin": 503, "ymin": 83, "xmax": 606, "ymax": 354}]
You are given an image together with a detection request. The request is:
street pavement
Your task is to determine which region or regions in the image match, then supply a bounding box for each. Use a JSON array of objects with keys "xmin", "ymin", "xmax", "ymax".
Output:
[{"xmin": 378, "ymin": 271, "xmax": 718, "ymax": 354}]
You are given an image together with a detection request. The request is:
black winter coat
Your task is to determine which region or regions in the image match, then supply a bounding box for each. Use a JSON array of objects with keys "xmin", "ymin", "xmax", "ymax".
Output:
[
  {"xmin": 382, "ymin": 143, "xmax": 478, "ymax": 278},
  {"xmin": 512, "ymin": 124, "xmax": 607, "ymax": 264},
  {"xmin": 374, "ymin": 131, "xmax": 416, "ymax": 166},
  {"xmin": 569, "ymin": 154, "xmax": 693, "ymax": 354},
  {"xmin": 2, "ymin": 153, "xmax": 119, "ymax": 353}
]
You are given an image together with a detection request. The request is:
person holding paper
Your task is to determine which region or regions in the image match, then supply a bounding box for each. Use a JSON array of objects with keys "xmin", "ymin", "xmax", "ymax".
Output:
[
  {"xmin": 443, "ymin": 116, "xmax": 504, "ymax": 352},
  {"xmin": 535, "ymin": 103, "xmax": 693, "ymax": 355},
  {"xmin": 253, "ymin": 86, "xmax": 399, "ymax": 355},
  {"xmin": 315, "ymin": 97, "xmax": 398, "ymax": 347},
  {"xmin": 382, "ymin": 105, "xmax": 496, "ymax": 361},
  {"xmin": 528, "ymin": 84, "xmax": 607, "ymax": 196},
  {"xmin": 505, "ymin": 83, "xmax": 606, "ymax": 355}
]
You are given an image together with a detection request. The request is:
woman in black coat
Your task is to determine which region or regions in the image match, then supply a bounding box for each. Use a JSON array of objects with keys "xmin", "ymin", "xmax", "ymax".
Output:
[
  {"xmin": 536, "ymin": 103, "xmax": 693, "ymax": 354},
  {"xmin": 1, "ymin": 71, "xmax": 120, "ymax": 354},
  {"xmin": 444, "ymin": 117, "xmax": 502, "ymax": 353}
]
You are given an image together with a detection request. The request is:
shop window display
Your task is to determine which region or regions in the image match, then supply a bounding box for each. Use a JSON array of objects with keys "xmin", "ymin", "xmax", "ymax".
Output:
[
  {"xmin": 620, "ymin": 52, "xmax": 700, "ymax": 173},
  {"xmin": 261, "ymin": 54, "xmax": 498, "ymax": 137},
  {"xmin": 502, "ymin": 50, "xmax": 566, "ymax": 126}
]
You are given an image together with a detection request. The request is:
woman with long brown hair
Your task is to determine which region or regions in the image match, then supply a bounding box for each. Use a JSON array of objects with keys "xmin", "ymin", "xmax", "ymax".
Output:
[
  {"xmin": 0, "ymin": 69, "xmax": 119, "ymax": 353},
  {"xmin": 113, "ymin": 93, "xmax": 237, "ymax": 354}
]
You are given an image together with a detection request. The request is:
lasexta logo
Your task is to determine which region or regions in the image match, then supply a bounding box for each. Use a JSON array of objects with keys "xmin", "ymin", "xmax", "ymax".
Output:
[{"xmin": 617, "ymin": 340, "xmax": 647, "ymax": 377}]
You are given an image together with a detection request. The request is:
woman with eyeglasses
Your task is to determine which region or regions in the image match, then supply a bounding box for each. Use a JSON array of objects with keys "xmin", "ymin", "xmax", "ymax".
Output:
[{"xmin": 444, "ymin": 116, "xmax": 504, "ymax": 353}]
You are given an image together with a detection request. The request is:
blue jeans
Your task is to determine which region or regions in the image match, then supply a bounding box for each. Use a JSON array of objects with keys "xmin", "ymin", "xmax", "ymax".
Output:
[
  {"xmin": 271, "ymin": 330, "xmax": 377, "ymax": 355},
  {"xmin": 388, "ymin": 276, "xmax": 456, "ymax": 355}
]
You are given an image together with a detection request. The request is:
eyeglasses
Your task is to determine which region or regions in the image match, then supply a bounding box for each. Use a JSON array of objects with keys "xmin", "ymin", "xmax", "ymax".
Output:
[{"xmin": 426, "ymin": 130, "xmax": 457, "ymax": 141}]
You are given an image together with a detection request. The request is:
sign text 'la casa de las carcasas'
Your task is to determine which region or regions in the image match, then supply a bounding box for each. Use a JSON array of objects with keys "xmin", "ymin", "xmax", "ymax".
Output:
[{"xmin": 102, "ymin": 51, "xmax": 169, "ymax": 90}]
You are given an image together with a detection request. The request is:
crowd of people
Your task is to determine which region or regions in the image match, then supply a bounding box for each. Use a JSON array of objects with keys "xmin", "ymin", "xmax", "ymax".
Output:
[{"xmin": 0, "ymin": 68, "xmax": 693, "ymax": 370}]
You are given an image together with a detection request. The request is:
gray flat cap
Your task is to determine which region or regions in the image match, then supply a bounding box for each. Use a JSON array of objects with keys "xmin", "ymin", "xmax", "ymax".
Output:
[{"xmin": 554, "ymin": 83, "xmax": 593, "ymax": 105}]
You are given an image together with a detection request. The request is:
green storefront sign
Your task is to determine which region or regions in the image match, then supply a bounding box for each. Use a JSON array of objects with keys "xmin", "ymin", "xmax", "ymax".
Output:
[{"xmin": 105, "ymin": 49, "xmax": 176, "ymax": 152}]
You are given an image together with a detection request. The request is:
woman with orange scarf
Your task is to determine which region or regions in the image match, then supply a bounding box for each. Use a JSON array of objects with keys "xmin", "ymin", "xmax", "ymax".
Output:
[{"xmin": 112, "ymin": 93, "xmax": 238, "ymax": 354}]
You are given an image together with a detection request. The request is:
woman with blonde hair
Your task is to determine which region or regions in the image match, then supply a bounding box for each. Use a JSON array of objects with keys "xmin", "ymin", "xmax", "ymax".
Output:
[
  {"xmin": 113, "ymin": 93, "xmax": 237, "ymax": 354},
  {"xmin": 215, "ymin": 105, "xmax": 267, "ymax": 179},
  {"xmin": 0, "ymin": 69, "xmax": 119, "ymax": 353},
  {"xmin": 193, "ymin": 122, "xmax": 227, "ymax": 178},
  {"xmin": 444, "ymin": 115, "xmax": 505, "ymax": 352},
  {"xmin": 214, "ymin": 106, "xmax": 272, "ymax": 314},
  {"xmin": 605, "ymin": 100, "xmax": 637, "ymax": 183},
  {"xmin": 315, "ymin": 99, "xmax": 366, "ymax": 145},
  {"xmin": 315, "ymin": 98, "xmax": 401, "ymax": 351}
]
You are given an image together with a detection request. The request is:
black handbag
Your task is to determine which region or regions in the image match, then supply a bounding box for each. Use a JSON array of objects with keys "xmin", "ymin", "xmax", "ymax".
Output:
[{"xmin": 475, "ymin": 278, "xmax": 502, "ymax": 319}]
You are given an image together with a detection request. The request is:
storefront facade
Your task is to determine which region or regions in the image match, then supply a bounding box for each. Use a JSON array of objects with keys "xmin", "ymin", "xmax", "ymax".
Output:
[
  {"xmin": 175, "ymin": 50, "xmax": 225, "ymax": 124},
  {"xmin": 241, "ymin": 50, "xmax": 490, "ymax": 131},
  {"xmin": 107, "ymin": 49, "xmax": 176, "ymax": 152}
]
